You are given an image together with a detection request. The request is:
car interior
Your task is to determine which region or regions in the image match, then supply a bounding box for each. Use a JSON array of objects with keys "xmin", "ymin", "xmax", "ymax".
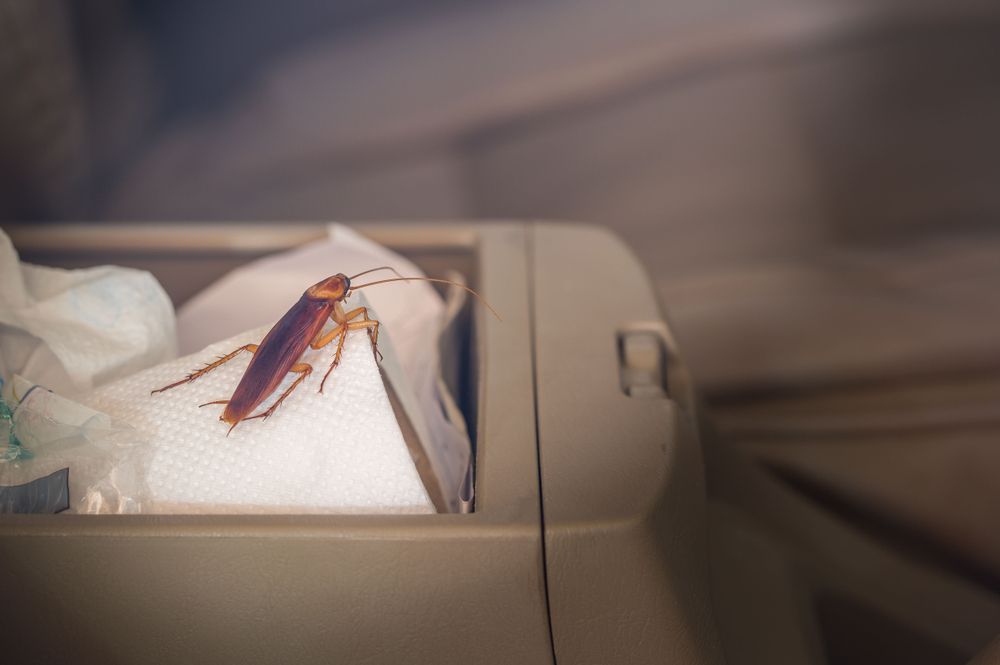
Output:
[{"xmin": 2, "ymin": 1, "xmax": 999, "ymax": 663}]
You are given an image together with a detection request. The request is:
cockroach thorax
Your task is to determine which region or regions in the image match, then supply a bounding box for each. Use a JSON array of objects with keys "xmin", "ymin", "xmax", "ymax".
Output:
[{"xmin": 305, "ymin": 274, "xmax": 351, "ymax": 301}]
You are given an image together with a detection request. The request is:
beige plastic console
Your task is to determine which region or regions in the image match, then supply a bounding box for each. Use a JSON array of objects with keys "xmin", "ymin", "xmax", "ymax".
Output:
[{"xmin": 0, "ymin": 222, "xmax": 724, "ymax": 665}]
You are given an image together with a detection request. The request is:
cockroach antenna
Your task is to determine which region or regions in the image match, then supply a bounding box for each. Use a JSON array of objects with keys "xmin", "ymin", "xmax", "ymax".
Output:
[
  {"xmin": 348, "ymin": 266, "xmax": 404, "ymax": 281},
  {"xmin": 350, "ymin": 276, "xmax": 502, "ymax": 321}
]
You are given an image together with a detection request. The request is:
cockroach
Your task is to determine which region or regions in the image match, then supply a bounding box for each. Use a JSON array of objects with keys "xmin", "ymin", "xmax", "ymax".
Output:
[{"xmin": 151, "ymin": 267, "xmax": 497, "ymax": 435}]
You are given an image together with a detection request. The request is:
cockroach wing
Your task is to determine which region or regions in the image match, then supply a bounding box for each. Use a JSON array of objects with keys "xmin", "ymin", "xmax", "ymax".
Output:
[{"xmin": 222, "ymin": 297, "xmax": 331, "ymax": 424}]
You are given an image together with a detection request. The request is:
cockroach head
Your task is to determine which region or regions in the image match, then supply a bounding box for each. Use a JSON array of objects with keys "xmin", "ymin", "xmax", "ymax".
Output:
[{"xmin": 305, "ymin": 274, "xmax": 351, "ymax": 301}]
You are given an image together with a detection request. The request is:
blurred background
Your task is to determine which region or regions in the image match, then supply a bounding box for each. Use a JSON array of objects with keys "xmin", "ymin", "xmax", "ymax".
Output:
[{"xmin": 2, "ymin": 0, "xmax": 1000, "ymax": 661}]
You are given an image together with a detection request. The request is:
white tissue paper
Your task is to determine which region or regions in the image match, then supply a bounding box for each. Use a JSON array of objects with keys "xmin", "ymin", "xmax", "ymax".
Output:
[
  {"xmin": 177, "ymin": 224, "xmax": 472, "ymax": 511},
  {"xmin": 87, "ymin": 294, "xmax": 435, "ymax": 514},
  {"xmin": 0, "ymin": 229, "xmax": 176, "ymax": 396}
]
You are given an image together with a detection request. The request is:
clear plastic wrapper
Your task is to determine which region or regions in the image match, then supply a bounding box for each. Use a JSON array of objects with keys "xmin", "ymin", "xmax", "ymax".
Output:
[{"xmin": 0, "ymin": 376, "xmax": 151, "ymax": 514}]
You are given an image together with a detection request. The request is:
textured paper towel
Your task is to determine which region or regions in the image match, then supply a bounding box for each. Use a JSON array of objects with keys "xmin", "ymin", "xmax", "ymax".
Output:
[{"xmin": 87, "ymin": 310, "xmax": 434, "ymax": 514}]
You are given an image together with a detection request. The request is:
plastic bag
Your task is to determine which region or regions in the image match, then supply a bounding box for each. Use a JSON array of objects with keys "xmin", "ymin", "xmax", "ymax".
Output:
[{"xmin": 0, "ymin": 376, "xmax": 152, "ymax": 514}]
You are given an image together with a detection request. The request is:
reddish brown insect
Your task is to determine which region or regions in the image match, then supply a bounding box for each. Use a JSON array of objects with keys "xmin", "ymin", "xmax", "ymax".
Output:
[{"xmin": 151, "ymin": 267, "xmax": 497, "ymax": 434}]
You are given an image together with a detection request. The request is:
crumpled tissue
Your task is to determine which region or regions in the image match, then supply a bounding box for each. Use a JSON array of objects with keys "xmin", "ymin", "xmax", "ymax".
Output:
[
  {"xmin": 0, "ymin": 229, "xmax": 176, "ymax": 396},
  {"xmin": 1, "ymin": 374, "xmax": 152, "ymax": 514}
]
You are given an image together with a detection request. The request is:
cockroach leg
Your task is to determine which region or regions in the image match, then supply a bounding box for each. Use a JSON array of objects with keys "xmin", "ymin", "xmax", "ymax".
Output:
[
  {"xmin": 151, "ymin": 344, "xmax": 258, "ymax": 395},
  {"xmin": 309, "ymin": 325, "xmax": 344, "ymax": 350},
  {"xmin": 309, "ymin": 322, "xmax": 347, "ymax": 394},
  {"xmin": 312, "ymin": 306, "xmax": 379, "ymax": 393},
  {"xmin": 238, "ymin": 363, "xmax": 313, "ymax": 426},
  {"xmin": 319, "ymin": 328, "xmax": 349, "ymax": 394},
  {"xmin": 318, "ymin": 318, "xmax": 381, "ymax": 393},
  {"xmin": 347, "ymin": 319, "xmax": 381, "ymax": 361},
  {"xmin": 339, "ymin": 306, "xmax": 382, "ymax": 359},
  {"xmin": 311, "ymin": 305, "xmax": 370, "ymax": 349},
  {"xmin": 198, "ymin": 400, "xmax": 229, "ymax": 408},
  {"xmin": 344, "ymin": 307, "xmax": 382, "ymax": 362}
]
